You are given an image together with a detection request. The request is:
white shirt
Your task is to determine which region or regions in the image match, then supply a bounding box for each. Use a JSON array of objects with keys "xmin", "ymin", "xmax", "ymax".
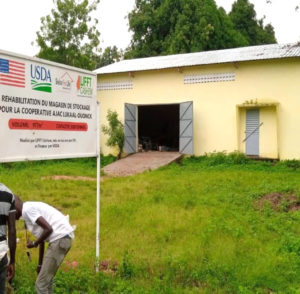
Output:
[
  {"xmin": 22, "ymin": 202, "xmax": 74, "ymax": 243},
  {"xmin": 0, "ymin": 241, "xmax": 8, "ymax": 260}
]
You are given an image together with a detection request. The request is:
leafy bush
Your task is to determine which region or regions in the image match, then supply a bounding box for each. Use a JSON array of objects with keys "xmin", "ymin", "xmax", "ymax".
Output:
[{"xmin": 102, "ymin": 110, "xmax": 124, "ymax": 159}]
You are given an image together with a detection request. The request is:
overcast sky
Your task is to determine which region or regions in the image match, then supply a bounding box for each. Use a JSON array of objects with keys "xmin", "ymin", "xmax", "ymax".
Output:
[{"xmin": 0, "ymin": 0, "xmax": 299, "ymax": 57}]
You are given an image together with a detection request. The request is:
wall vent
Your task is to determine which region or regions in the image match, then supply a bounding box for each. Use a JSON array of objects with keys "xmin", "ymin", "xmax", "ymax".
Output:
[
  {"xmin": 184, "ymin": 72, "xmax": 235, "ymax": 84},
  {"xmin": 98, "ymin": 80, "xmax": 133, "ymax": 91}
]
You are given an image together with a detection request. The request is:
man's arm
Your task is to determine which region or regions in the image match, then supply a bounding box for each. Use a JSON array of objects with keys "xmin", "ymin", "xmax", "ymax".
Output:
[
  {"xmin": 37, "ymin": 242, "xmax": 45, "ymax": 274},
  {"xmin": 26, "ymin": 216, "xmax": 53, "ymax": 248},
  {"xmin": 7, "ymin": 211, "xmax": 16, "ymax": 282}
]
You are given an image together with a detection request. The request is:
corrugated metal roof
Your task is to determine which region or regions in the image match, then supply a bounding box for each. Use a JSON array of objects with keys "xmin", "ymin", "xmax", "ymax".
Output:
[{"xmin": 95, "ymin": 43, "xmax": 300, "ymax": 75}]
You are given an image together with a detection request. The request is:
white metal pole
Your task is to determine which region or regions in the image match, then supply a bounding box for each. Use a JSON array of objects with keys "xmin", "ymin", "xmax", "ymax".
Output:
[{"xmin": 96, "ymin": 102, "xmax": 101, "ymax": 272}]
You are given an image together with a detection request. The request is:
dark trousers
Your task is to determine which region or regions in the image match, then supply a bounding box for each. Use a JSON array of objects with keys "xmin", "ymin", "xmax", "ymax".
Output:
[{"xmin": 0, "ymin": 254, "xmax": 8, "ymax": 294}]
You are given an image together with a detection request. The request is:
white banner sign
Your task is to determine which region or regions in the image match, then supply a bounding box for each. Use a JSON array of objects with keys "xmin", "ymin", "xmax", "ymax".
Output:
[{"xmin": 0, "ymin": 50, "xmax": 98, "ymax": 162}]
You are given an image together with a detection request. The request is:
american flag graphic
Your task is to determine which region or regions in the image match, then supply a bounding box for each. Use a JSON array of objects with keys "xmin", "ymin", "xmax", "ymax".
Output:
[{"xmin": 0, "ymin": 58, "xmax": 25, "ymax": 88}]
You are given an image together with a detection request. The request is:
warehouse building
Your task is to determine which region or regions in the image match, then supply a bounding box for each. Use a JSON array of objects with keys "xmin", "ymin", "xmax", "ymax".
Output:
[{"xmin": 96, "ymin": 43, "xmax": 300, "ymax": 160}]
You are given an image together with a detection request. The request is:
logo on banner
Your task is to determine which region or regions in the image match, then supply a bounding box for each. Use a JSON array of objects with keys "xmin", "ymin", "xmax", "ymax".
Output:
[
  {"xmin": 56, "ymin": 72, "xmax": 73, "ymax": 92},
  {"xmin": 76, "ymin": 75, "xmax": 92, "ymax": 97},
  {"xmin": 30, "ymin": 64, "xmax": 52, "ymax": 93},
  {"xmin": 0, "ymin": 58, "xmax": 25, "ymax": 88}
]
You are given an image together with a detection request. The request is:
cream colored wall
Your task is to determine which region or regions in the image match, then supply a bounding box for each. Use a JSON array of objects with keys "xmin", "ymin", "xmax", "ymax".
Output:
[
  {"xmin": 98, "ymin": 58, "xmax": 300, "ymax": 160},
  {"xmin": 260, "ymin": 107, "xmax": 278, "ymax": 158},
  {"xmin": 237, "ymin": 107, "xmax": 245, "ymax": 154}
]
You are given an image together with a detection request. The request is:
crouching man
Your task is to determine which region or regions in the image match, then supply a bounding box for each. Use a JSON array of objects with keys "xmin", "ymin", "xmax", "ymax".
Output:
[{"xmin": 15, "ymin": 197, "xmax": 74, "ymax": 294}]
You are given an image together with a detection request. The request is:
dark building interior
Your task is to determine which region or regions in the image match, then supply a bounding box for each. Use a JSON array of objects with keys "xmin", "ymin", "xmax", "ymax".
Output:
[{"xmin": 138, "ymin": 104, "xmax": 179, "ymax": 151}]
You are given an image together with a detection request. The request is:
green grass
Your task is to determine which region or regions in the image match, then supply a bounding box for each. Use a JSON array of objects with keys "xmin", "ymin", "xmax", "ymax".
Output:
[{"xmin": 2, "ymin": 153, "xmax": 300, "ymax": 293}]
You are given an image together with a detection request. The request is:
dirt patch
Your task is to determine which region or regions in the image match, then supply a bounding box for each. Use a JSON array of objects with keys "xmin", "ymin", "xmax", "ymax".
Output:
[
  {"xmin": 42, "ymin": 175, "xmax": 99, "ymax": 181},
  {"xmin": 256, "ymin": 192, "xmax": 300, "ymax": 212},
  {"xmin": 42, "ymin": 175, "xmax": 110, "ymax": 182},
  {"xmin": 100, "ymin": 259, "xmax": 119, "ymax": 276}
]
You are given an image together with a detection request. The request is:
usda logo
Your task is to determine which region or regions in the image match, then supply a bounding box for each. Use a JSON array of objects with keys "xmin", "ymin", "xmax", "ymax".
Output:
[{"xmin": 30, "ymin": 64, "xmax": 52, "ymax": 93}]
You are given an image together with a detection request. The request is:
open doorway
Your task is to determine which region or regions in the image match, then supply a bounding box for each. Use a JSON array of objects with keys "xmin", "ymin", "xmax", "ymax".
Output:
[
  {"xmin": 138, "ymin": 104, "xmax": 179, "ymax": 151},
  {"xmin": 124, "ymin": 101, "xmax": 193, "ymax": 154}
]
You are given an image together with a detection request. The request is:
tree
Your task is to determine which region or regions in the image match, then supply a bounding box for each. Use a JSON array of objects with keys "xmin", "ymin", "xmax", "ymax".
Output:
[
  {"xmin": 125, "ymin": 0, "xmax": 249, "ymax": 59},
  {"xmin": 35, "ymin": 0, "xmax": 101, "ymax": 70},
  {"xmin": 125, "ymin": 0, "xmax": 278, "ymax": 59},
  {"xmin": 102, "ymin": 110, "xmax": 124, "ymax": 159},
  {"xmin": 96, "ymin": 46, "xmax": 123, "ymax": 68},
  {"xmin": 229, "ymin": 0, "xmax": 276, "ymax": 45}
]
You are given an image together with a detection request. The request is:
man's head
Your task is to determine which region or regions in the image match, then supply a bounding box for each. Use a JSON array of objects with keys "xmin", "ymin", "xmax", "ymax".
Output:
[{"xmin": 14, "ymin": 195, "xmax": 23, "ymax": 220}]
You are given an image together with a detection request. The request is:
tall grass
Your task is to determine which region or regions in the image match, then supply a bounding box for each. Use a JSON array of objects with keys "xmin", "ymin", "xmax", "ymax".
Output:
[{"xmin": 2, "ymin": 153, "xmax": 300, "ymax": 293}]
